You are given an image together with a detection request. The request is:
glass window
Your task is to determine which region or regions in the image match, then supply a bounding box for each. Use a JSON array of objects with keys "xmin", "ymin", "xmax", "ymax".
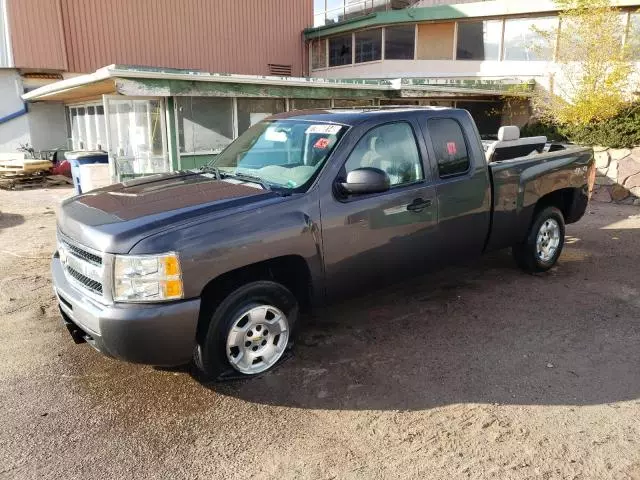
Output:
[
  {"xmin": 329, "ymin": 34, "xmax": 353, "ymax": 66},
  {"xmin": 212, "ymin": 119, "xmax": 346, "ymax": 190},
  {"xmin": 237, "ymin": 98, "xmax": 286, "ymax": 135},
  {"xmin": 456, "ymin": 20, "xmax": 502, "ymax": 60},
  {"xmin": 290, "ymin": 99, "xmax": 332, "ymax": 110},
  {"xmin": 417, "ymin": 22, "xmax": 454, "ymax": 60},
  {"xmin": 345, "ymin": 0, "xmax": 369, "ymax": 20},
  {"xmin": 314, "ymin": 0, "xmax": 325, "ymax": 14},
  {"xmin": 355, "ymin": 28, "xmax": 382, "ymax": 63},
  {"xmin": 344, "ymin": 122, "xmax": 423, "ymax": 186},
  {"xmin": 176, "ymin": 97, "xmax": 234, "ymax": 154},
  {"xmin": 503, "ymin": 17, "xmax": 558, "ymax": 61},
  {"xmin": 106, "ymin": 98, "xmax": 168, "ymax": 176},
  {"xmin": 427, "ymin": 118, "xmax": 470, "ymax": 177},
  {"xmin": 326, "ymin": 7, "xmax": 345, "ymax": 24},
  {"xmin": 385, "ymin": 25, "xmax": 415, "ymax": 59},
  {"xmin": 68, "ymin": 105, "xmax": 107, "ymax": 151},
  {"xmin": 312, "ymin": 39, "xmax": 327, "ymax": 69}
]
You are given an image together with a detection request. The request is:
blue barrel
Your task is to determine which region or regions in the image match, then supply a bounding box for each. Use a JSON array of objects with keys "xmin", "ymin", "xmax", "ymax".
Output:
[{"xmin": 65, "ymin": 151, "xmax": 109, "ymax": 194}]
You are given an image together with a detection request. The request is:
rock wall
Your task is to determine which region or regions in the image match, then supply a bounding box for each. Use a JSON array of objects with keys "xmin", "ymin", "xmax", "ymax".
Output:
[{"xmin": 592, "ymin": 147, "xmax": 640, "ymax": 205}]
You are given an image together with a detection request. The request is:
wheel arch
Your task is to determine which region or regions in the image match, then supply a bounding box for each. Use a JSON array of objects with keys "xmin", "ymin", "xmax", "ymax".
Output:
[{"xmin": 195, "ymin": 255, "xmax": 313, "ymax": 343}]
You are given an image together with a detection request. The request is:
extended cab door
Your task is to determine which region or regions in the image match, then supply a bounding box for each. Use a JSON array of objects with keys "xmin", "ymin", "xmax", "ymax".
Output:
[
  {"xmin": 419, "ymin": 112, "xmax": 491, "ymax": 259},
  {"xmin": 319, "ymin": 119, "xmax": 439, "ymax": 300}
]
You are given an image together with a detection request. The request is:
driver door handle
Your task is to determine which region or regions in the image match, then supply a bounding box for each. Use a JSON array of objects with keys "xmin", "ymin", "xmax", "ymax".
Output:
[{"xmin": 407, "ymin": 198, "xmax": 432, "ymax": 212}]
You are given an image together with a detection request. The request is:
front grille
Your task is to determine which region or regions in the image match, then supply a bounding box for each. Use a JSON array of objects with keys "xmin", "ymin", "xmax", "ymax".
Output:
[
  {"xmin": 66, "ymin": 266, "xmax": 103, "ymax": 295},
  {"xmin": 61, "ymin": 239, "xmax": 102, "ymax": 266},
  {"xmin": 59, "ymin": 234, "xmax": 105, "ymax": 299}
]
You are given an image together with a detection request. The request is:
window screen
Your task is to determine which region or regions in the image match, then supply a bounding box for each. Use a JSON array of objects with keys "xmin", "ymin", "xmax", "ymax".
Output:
[
  {"xmin": 427, "ymin": 118, "xmax": 470, "ymax": 177},
  {"xmin": 329, "ymin": 34, "xmax": 352, "ymax": 66},
  {"xmin": 385, "ymin": 25, "xmax": 415, "ymax": 60},
  {"xmin": 355, "ymin": 28, "xmax": 382, "ymax": 63}
]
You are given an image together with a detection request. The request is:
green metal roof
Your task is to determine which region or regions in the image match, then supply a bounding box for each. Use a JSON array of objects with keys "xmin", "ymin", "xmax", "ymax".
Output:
[{"xmin": 304, "ymin": 0, "xmax": 640, "ymax": 39}]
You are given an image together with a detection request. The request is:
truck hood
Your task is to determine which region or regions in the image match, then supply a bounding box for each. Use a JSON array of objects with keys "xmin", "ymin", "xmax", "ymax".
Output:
[{"xmin": 57, "ymin": 171, "xmax": 281, "ymax": 253}]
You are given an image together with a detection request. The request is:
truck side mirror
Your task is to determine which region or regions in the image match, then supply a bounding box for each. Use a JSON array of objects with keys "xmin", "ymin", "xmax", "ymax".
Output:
[{"xmin": 339, "ymin": 167, "xmax": 390, "ymax": 195}]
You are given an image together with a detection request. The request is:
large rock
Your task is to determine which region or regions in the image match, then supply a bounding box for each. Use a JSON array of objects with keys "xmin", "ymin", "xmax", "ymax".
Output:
[
  {"xmin": 630, "ymin": 186, "xmax": 640, "ymax": 198},
  {"xmin": 618, "ymin": 157, "xmax": 640, "ymax": 183},
  {"xmin": 594, "ymin": 150, "xmax": 610, "ymax": 169},
  {"xmin": 624, "ymin": 172, "xmax": 640, "ymax": 189},
  {"xmin": 610, "ymin": 148, "xmax": 631, "ymax": 161},
  {"xmin": 611, "ymin": 184, "xmax": 630, "ymax": 202},
  {"xmin": 595, "ymin": 174, "xmax": 615, "ymax": 186},
  {"xmin": 607, "ymin": 160, "xmax": 619, "ymax": 182},
  {"xmin": 591, "ymin": 186, "xmax": 612, "ymax": 202},
  {"xmin": 593, "ymin": 145, "xmax": 609, "ymax": 152}
]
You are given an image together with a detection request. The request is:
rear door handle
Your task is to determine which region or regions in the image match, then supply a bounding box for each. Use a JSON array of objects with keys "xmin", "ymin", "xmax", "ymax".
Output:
[{"xmin": 407, "ymin": 198, "xmax": 432, "ymax": 212}]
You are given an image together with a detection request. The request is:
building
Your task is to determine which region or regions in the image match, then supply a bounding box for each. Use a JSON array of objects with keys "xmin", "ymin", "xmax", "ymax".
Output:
[
  {"xmin": 306, "ymin": 0, "xmax": 640, "ymax": 127},
  {"xmin": 0, "ymin": 0, "xmax": 312, "ymax": 155},
  {"xmin": 22, "ymin": 64, "xmax": 533, "ymax": 181},
  {"xmin": 19, "ymin": 0, "xmax": 640, "ymax": 182}
]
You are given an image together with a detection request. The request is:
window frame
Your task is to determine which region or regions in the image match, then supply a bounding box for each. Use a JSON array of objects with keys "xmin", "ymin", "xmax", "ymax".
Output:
[
  {"xmin": 334, "ymin": 120, "xmax": 427, "ymax": 202},
  {"xmin": 354, "ymin": 27, "xmax": 383, "ymax": 64},
  {"xmin": 384, "ymin": 24, "xmax": 417, "ymax": 60},
  {"xmin": 425, "ymin": 117, "xmax": 473, "ymax": 179},
  {"xmin": 455, "ymin": 18, "xmax": 503, "ymax": 61},
  {"xmin": 328, "ymin": 33, "xmax": 354, "ymax": 67}
]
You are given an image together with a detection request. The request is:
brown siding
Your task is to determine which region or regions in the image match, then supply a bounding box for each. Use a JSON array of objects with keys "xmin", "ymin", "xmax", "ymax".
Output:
[
  {"xmin": 7, "ymin": 0, "xmax": 67, "ymax": 70},
  {"xmin": 8, "ymin": 0, "xmax": 312, "ymax": 75}
]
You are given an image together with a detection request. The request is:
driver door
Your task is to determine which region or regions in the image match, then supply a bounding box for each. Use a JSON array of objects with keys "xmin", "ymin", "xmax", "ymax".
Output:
[{"xmin": 320, "ymin": 121, "xmax": 439, "ymax": 300}]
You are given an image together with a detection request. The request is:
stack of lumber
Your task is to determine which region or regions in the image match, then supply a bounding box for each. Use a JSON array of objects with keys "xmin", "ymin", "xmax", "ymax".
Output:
[{"xmin": 0, "ymin": 158, "xmax": 68, "ymax": 190}]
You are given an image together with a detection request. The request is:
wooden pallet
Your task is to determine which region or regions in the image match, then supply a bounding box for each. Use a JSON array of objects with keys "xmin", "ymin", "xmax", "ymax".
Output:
[
  {"xmin": 0, "ymin": 173, "xmax": 71, "ymax": 190},
  {"xmin": 0, "ymin": 159, "xmax": 53, "ymax": 175}
]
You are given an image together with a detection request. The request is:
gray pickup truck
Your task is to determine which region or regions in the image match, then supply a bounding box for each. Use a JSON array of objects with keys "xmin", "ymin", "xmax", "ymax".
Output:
[{"xmin": 52, "ymin": 108, "xmax": 595, "ymax": 379}]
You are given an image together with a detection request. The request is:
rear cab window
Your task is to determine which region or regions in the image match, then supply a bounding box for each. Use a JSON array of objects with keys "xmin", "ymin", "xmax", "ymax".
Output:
[{"xmin": 426, "ymin": 118, "xmax": 471, "ymax": 177}]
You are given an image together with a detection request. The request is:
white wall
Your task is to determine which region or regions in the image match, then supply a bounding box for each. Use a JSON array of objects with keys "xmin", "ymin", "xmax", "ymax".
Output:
[
  {"xmin": 28, "ymin": 102, "xmax": 68, "ymax": 151},
  {"xmin": 0, "ymin": 69, "xmax": 29, "ymax": 154},
  {"xmin": 312, "ymin": 59, "xmax": 552, "ymax": 80}
]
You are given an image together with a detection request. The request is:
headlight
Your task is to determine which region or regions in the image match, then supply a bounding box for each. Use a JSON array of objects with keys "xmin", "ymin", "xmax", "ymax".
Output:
[{"xmin": 113, "ymin": 253, "xmax": 183, "ymax": 303}]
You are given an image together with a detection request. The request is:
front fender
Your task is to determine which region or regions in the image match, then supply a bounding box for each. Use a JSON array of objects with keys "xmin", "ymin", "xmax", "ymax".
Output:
[{"xmin": 129, "ymin": 193, "xmax": 324, "ymax": 301}]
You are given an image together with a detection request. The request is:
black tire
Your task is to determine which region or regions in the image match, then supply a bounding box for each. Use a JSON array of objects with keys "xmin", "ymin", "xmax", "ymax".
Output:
[
  {"xmin": 194, "ymin": 281, "xmax": 298, "ymax": 381},
  {"xmin": 513, "ymin": 206, "xmax": 565, "ymax": 273}
]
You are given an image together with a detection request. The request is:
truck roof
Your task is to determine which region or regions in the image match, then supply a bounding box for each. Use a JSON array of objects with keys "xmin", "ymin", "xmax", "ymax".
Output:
[{"xmin": 270, "ymin": 107, "xmax": 465, "ymax": 127}]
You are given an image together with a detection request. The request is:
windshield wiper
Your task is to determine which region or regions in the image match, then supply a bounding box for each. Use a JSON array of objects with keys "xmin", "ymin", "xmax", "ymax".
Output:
[
  {"xmin": 199, "ymin": 165, "xmax": 223, "ymax": 180},
  {"xmin": 224, "ymin": 171, "xmax": 273, "ymax": 191}
]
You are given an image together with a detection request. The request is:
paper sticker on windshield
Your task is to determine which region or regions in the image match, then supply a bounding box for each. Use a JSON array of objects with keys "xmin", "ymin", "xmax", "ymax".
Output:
[
  {"xmin": 306, "ymin": 124, "xmax": 342, "ymax": 135},
  {"xmin": 447, "ymin": 142, "xmax": 457, "ymax": 155},
  {"xmin": 314, "ymin": 138, "xmax": 330, "ymax": 149}
]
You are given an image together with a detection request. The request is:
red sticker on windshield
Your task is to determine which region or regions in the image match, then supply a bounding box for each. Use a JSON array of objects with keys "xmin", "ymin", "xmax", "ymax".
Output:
[
  {"xmin": 447, "ymin": 142, "xmax": 457, "ymax": 155},
  {"xmin": 314, "ymin": 138, "xmax": 330, "ymax": 149}
]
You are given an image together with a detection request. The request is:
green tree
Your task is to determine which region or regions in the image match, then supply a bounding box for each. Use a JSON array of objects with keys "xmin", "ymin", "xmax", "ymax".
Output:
[{"xmin": 534, "ymin": 0, "xmax": 636, "ymax": 126}]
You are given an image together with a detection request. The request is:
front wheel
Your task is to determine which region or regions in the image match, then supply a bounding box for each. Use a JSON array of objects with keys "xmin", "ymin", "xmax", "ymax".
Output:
[
  {"xmin": 194, "ymin": 281, "xmax": 298, "ymax": 380},
  {"xmin": 513, "ymin": 206, "xmax": 565, "ymax": 273}
]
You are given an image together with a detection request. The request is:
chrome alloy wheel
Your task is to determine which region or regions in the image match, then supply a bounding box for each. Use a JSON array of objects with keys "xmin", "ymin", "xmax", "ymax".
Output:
[
  {"xmin": 226, "ymin": 305, "xmax": 289, "ymax": 375},
  {"xmin": 536, "ymin": 218, "xmax": 561, "ymax": 263}
]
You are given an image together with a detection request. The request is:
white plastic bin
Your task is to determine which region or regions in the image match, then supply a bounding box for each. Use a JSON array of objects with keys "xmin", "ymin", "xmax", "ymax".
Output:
[{"xmin": 78, "ymin": 163, "xmax": 111, "ymax": 193}]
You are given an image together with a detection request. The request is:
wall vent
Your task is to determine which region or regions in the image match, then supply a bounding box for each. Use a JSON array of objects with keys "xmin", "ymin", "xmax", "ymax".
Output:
[{"xmin": 268, "ymin": 64, "xmax": 293, "ymax": 76}]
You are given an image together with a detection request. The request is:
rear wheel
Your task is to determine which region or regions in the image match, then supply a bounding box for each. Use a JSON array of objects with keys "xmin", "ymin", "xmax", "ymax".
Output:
[
  {"xmin": 513, "ymin": 206, "xmax": 565, "ymax": 273},
  {"xmin": 194, "ymin": 281, "xmax": 298, "ymax": 380}
]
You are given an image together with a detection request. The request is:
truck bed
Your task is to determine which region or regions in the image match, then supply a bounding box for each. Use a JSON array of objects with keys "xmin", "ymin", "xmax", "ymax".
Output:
[{"xmin": 485, "ymin": 146, "xmax": 594, "ymax": 253}]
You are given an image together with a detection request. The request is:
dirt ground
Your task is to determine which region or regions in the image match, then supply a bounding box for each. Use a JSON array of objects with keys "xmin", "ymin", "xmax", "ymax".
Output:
[{"xmin": 0, "ymin": 187, "xmax": 639, "ymax": 480}]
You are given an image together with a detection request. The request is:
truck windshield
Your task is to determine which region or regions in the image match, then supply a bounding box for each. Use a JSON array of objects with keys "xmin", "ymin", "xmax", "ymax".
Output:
[{"xmin": 210, "ymin": 119, "xmax": 346, "ymax": 190}]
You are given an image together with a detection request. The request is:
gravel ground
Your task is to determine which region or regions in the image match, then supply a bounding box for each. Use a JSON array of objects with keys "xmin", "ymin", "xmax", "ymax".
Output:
[{"xmin": 0, "ymin": 187, "xmax": 639, "ymax": 480}]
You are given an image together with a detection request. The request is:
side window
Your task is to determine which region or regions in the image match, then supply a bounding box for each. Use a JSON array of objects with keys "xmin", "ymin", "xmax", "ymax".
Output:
[
  {"xmin": 427, "ymin": 118, "xmax": 471, "ymax": 177},
  {"xmin": 344, "ymin": 122, "xmax": 423, "ymax": 187}
]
